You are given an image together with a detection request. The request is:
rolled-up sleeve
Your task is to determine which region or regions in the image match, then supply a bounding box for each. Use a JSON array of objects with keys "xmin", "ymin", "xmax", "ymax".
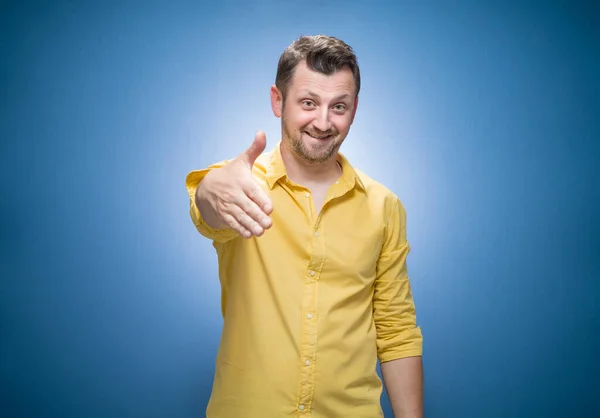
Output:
[
  {"xmin": 373, "ymin": 196, "xmax": 423, "ymax": 363},
  {"xmin": 185, "ymin": 160, "xmax": 239, "ymax": 244}
]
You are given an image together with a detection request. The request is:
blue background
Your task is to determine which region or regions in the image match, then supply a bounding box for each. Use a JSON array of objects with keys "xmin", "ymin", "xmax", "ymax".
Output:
[{"xmin": 1, "ymin": 1, "xmax": 598, "ymax": 417}]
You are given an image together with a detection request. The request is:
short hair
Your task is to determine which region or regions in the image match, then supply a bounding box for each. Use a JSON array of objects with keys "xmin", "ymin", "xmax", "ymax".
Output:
[{"xmin": 275, "ymin": 35, "xmax": 361, "ymax": 100}]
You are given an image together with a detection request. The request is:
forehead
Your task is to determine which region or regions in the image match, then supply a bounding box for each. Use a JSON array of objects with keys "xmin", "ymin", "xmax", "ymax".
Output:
[{"xmin": 288, "ymin": 60, "xmax": 355, "ymax": 97}]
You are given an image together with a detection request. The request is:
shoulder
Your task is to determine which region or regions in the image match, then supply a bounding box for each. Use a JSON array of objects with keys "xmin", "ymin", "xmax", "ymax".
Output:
[
  {"xmin": 354, "ymin": 167, "xmax": 406, "ymax": 216},
  {"xmin": 353, "ymin": 168, "xmax": 410, "ymax": 247},
  {"xmin": 252, "ymin": 149, "xmax": 274, "ymax": 176}
]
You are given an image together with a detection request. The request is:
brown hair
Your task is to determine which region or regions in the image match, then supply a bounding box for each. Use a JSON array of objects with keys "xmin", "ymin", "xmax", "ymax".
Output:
[{"xmin": 275, "ymin": 35, "xmax": 361, "ymax": 100}]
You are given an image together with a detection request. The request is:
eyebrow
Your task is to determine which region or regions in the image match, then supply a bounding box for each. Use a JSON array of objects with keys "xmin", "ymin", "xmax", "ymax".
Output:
[{"xmin": 301, "ymin": 90, "xmax": 352, "ymax": 102}]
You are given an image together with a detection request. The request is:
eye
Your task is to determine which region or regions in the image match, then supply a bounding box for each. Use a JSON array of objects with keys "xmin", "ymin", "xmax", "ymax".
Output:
[
  {"xmin": 333, "ymin": 104, "xmax": 346, "ymax": 113},
  {"xmin": 302, "ymin": 100, "xmax": 316, "ymax": 107}
]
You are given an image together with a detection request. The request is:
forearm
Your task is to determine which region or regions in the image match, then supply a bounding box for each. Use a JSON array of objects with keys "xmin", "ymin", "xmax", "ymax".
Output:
[{"xmin": 381, "ymin": 356, "xmax": 423, "ymax": 418}]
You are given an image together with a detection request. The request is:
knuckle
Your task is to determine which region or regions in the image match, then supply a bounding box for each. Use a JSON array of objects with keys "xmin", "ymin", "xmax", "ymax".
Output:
[
  {"xmin": 236, "ymin": 211, "xmax": 246, "ymax": 223},
  {"xmin": 222, "ymin": 189, "xmax": 236, "ymax": 202},
  {"xmin": 223, "ymin": 216, "xmax": 236, "ymax": 229},
  {"xmin": 244, "ymin": 183, "xmax": 257, "ymax": 197},
  {"xmin": 217, "ymin": 202, "xmax": 231, "ymax": 217},
  {"xmin": 235, "ymin": 197, "xmax": 249, "ymax": 211}
]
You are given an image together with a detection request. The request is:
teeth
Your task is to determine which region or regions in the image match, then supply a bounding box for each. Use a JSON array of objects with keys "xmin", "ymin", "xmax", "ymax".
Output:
[{"xmin": 307, "ymin": 133, "xmax": 330, "ymax": 139}]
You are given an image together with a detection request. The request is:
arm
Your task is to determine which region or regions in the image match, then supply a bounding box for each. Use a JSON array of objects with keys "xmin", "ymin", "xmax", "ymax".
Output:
[
  {"xmin": 381, "ymin": 356, "xmax": 423, "ymax": 418},
  {"xmin": 373, "ymin": 196, "xmax": 424, "ymax": 417}
]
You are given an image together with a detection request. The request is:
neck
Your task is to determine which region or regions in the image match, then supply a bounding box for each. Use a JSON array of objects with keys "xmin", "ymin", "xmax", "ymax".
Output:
[{"xmin": 280, "ymin": 140, "xmax": 342, "ymax": 187}]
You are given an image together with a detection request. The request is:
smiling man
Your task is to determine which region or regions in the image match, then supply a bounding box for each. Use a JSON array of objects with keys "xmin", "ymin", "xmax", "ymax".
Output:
[{"xmin": 185, "ymin": 35, "xmax": 423, "ymax": 418}]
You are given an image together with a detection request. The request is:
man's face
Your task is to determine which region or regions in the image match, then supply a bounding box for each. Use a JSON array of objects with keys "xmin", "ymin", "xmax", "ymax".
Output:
[{"xmin": 271, "ymin": 60, "xmax": 358, "ymax": 164}]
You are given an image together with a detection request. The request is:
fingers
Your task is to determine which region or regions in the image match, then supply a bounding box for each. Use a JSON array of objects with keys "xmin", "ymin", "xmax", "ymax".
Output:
[
  {"xmin": 219, "ymin": 192, "xmax": 271, "ymax": 238},
  {"xmin": 237, "ymin": 192, "xmax": 272, "ymax": 230},
  {"xmin": 222, "ymin": 213, "xmax": 253, "ymax": 239},
  {"xmin": 236, "ymin": 210, "xmax": 266, "ymax": 237},
  {"xmin": 239, "ymin": 131, "xmax": 267, "ymax": 168},
  {"xmin": 223, "ymin": 206, "xmax": 266, "ymax": 238},
  {"xmin": 244, "ymin": 182, "xmax": 273, "ymax": 217}
]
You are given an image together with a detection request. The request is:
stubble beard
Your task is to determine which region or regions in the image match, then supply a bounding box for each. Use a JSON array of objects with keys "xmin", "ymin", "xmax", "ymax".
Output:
[{"xmin": 281, "ymin": 115, "xmax": 343, "ymax": 164}]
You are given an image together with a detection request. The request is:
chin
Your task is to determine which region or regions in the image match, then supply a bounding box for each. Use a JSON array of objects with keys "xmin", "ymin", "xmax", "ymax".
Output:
[
  {"xmin": 284, "ymin": 131, "xmax": 341, "ymax": 163},
  {"xmin": 302, "ymin": 143, "xmax": 340, "ymax": 164}
]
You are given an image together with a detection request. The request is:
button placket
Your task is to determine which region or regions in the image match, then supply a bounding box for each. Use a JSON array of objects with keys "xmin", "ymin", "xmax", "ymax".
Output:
[
  {"xmin": 295, "ymin": 205, "xmax": 327, "ymax": 414},
  {"xmin": 296, "ymin": 220, "xmax": 325, "ymax": 414}
]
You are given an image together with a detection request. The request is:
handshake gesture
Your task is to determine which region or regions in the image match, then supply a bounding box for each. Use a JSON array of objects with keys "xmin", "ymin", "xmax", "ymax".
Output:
[{"xmin": 195, "ymin": 131, "xmax": 274, "ymax": 239}]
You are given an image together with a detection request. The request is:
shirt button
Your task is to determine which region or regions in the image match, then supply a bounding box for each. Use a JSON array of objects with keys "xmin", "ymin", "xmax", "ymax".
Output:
[
  {"xmin": 299, "ymin": 404, "xmax": 305, "ymax": 411},
  {"xmin": 305, "ymin": 192, "xmax": 310, "ymax": 197},
  {"xmin": 308, "ymin": 270, "xmax": 315, "ymax": 277},
  {"xmin": 305, "ymin": 359, "xmax": 311, "ymax": 366},
  {"xmin": 307, "ymin": 313, "xmax": 313, "ymax": 319},
  {"xmin": 314, "ymin": 231, "xmax": 319, "ymax": 237}
]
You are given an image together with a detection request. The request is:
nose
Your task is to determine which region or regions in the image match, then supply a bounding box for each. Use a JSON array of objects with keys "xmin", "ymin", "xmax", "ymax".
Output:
[{"xmin": 312, "ymin": 107, "xmax": 332, "ymax": 132}]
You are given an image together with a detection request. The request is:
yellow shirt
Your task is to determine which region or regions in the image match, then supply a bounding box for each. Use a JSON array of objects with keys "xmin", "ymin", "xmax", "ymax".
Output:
[{"xmin": 185, "ymin": 142, "xmax": 423, "ymax": 418}]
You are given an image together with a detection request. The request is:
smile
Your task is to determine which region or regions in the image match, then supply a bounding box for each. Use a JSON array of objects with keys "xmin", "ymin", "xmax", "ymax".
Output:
[{"xmin": 305, "ymin": 132, "xmax": 334, "ymax": 140}]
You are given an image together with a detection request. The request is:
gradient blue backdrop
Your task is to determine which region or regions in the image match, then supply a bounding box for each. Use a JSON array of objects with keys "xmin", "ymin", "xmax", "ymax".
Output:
[{"xmin": 1, "ymin": 1, "xmax": 598, "ymax": 417}]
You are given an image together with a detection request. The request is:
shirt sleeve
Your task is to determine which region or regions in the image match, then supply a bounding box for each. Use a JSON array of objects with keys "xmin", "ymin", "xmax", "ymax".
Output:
[
  {"xmin": 373, "ymin": 196, "xmax": 423, "ymax": 363},
  {"xmin": 185, "ymin": 159, "xmax": 239, "ymax": 244}
]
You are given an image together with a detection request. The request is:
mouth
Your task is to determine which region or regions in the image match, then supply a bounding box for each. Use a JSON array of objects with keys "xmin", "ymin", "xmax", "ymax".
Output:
[{"xmin": 304, "ymin": 131, "xmax": 335, "ymax": 141}]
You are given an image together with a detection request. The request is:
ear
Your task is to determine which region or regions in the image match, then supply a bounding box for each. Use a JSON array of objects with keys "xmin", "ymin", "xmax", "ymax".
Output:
[
  {"xmin": 270, "ymin": 85, "xmax": 283, "ymax": 118},
  {"xmin": 350, "ymin": 95, "xmax": 359, "ymax": 124}
]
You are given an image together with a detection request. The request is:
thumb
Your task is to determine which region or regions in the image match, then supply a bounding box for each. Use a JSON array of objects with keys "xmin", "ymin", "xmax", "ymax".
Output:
[{"xmin": 240, "ymin": 131, "xmax": 267, "ymax": 167}]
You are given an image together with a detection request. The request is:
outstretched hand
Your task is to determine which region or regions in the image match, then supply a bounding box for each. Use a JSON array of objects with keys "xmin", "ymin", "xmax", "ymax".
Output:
[{"xmin": 195, "ymin": 131, "xmax": 274, "ymax": 238}]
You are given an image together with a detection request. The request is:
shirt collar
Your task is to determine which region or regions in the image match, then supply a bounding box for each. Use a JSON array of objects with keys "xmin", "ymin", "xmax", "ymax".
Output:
[{"xmin": 265, "ymin": 141, "xmax": 366, "ymax": 193}]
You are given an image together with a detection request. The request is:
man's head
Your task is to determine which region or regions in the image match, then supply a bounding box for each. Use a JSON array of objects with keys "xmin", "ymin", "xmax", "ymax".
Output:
[{"xmin": 270, "ymin": 35, "xmax": 361, "ymax": 164}]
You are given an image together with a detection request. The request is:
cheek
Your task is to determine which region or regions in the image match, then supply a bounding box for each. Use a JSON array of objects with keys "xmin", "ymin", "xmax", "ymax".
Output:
[
  {"xmin": 285, "ymin": 111, "xmax": 313, "ymax": 129},
  {"xmin": 332, "ymin": 115, "xmax": 353, "ymax": 132}
]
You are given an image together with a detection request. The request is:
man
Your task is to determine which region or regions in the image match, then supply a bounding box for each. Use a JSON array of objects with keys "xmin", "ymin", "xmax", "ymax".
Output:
[{"xmin": 185, "ymin": 35, "xmax": 423, "ymax": 417}]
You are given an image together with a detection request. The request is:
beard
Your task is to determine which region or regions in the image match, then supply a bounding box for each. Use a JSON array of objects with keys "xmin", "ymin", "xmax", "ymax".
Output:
[{"xmin": 281, "ymin": 116, "xmax": 344, "ymax": 164}]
